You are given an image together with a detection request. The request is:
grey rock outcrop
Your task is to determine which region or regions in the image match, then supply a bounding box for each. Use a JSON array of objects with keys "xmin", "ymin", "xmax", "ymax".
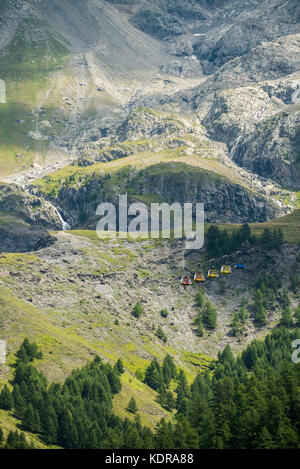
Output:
[{"xmin": 43, "ymin": 163, "xmax": 283, "ymax": 228}]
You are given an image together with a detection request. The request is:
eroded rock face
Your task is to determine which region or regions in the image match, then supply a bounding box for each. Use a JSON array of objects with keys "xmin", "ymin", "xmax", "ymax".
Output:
[
  {"xmin": 193, "ymin": 79, "xmax": 300, "ymax": 189},
  {"xmin": 45, "ymin": 163, "xmax": 282, "ymax": 228},
  {"xmin": 213, "ymin": 36, "xmax": 300, "ymax": 84},
  {"xmin": 116, "ymin": 108, "xmax": 194, "ymax": 142},
  {"xmin": 0, "ymin": 184, "xmax": 63, "ymax": 252},
  {"xmin": 122, "ymin": 0, "xmax": 300, "ymax": 75},
  {"xmin": 230, "ymin": 113, "xmax": 300, "ymax": 189},
  {"xmin": 0, "ymin": 222, "xmax": 53, "ymax": 253},
  {"xmin": 0, "ymin": 184, "xmax": 61, "ymax": 229},
  {"xmin": 130, "ymin": 8, "xmax": 185, "ymax": 40}
]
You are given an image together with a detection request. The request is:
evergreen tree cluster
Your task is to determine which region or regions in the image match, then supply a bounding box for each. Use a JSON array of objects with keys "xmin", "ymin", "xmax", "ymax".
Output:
[
  {"xmin": 1, "ymin": 331, "xmax": 300, "ymax": 449},
  {"xmin": 154, "ymin": 327, "xmax": 300, "ymax": 449},
  {"xmin": 144, "ymin": 355, "xmax": 176, "ymax": 392},
  {"xmin": 231, "ymin": 305, "xmax": 247, "ymax": 337},
  {"xmin": 252, "ymin": 274, "xmax": 282, "ymax": 325},
  {"xmin": 205, "ymin": 224, "xmax": 284, "ymax": 259},
  {"xmin": 0, "ymin": 428, "xmax": 34, "ymax": 449},
  {"xmin": 16, "ymin": 338, "xmax": 43, "ymax": 364},
  {"xmin": 0, "ymin": 340, "xmax": 152, "ymax": 449},
  {"xmin": 193, "ymin": 290, "xmax": 217, "ymax": 333},
  {"xmin": 143, "ymin": 356, "xmax": 192, "ymax": 415},
  {"xmin": 252, "ymin": 274, "xmax": 298, "ymax": 329}
]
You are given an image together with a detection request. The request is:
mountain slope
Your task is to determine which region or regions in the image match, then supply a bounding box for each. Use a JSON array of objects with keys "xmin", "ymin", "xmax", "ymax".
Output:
[
  {"xmin": 0, "ymin": 0, "xmax": 299, "ymax": 195},
  {"xmin": 0, "ymin": 1, "xmax": 300, "ymax": 448}
]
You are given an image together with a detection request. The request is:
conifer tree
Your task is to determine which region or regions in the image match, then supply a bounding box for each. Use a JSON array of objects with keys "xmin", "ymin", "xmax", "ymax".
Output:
[
  {"xmin": 0, "ymin": 384, "xmax": 14, "ymax": 411},
  {"xmin": 12, "ymin": 384, "xmax": 26, "ymax": 418},
  {"xmin": 280, "ymin": 306, "xmax": 293, "ymax": 328},
  {"xmin": 114, "ymin": 358, "xmax": 125, "ymax": 375},
  {"xmin": 24, "ymin": 403, "xmax": 41, "ymax": 433},
  {"xmin": 127, "ymin": 397, "xmax": 138, "ymax": 414},
  {"xmin": 197, "ymin": 319, "xmax": 204, "ymax": 337},
  {"xmin": 132, "ymin": 301, "xmax": 143, "ymax": 318},
  {"xmin": 156, "ymin": 326, "xmax": 167, "ymax": 343},
  {"xmin": 5, "ymin": 431, "xmax": 33, "ymax": 449},
  {"xmin": 144, "ymin": 359, "xmax": 164, "ymax": 391},
  {"xmin": 157, "ymin": 388, "xmax": 176, "ymax": 411},
  {"xmin": 203, "ymin": 301, "xmax": 217, "ymax": 329},
  {"xmin": 195, "ymin": 290, "xmax": 205, "ymax": 308},
  {"xmin": 154, "ymin": 418, "xmax": 174, "ymax": 449},
  {"xmin": 160, "ymin": 309, "xmax": 169, "ymax": 318},
  {"xmin": 175, "ymin": 370, "xmax": 189, "ymax": 415},
  {"xmin": 294, "ymin": 306, "xmax": 300, "ymax": 325}
]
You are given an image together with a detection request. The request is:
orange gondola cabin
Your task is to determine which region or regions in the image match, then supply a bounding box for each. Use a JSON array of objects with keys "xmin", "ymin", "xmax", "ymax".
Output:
[{"xmin": 194, "ymin": 272, "xmax": 205, "ymax": 282}]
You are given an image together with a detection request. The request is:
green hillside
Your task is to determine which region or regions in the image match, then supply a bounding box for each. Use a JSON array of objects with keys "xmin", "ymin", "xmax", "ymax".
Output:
[{"xmin": 215, "ymin": 210, "xmax": 300, "ymax": 244}]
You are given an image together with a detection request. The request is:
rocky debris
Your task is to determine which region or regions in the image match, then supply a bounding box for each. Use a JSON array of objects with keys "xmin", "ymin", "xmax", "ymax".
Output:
[
  {"xmin": 130, "ymin": 7, "xmax": 185, "ymax": 40},
  {"xmin": 32, "ymin": 233, "xmax": 58, "ymax": 252},
  {"xmin": 159, "ymin": 57, "xmax": 203, "ymax": 78},
  {"xmin": 200, "ymin": 84, "xmax": 281, "ymax": 144},
  {"xmin": 28, "ymin": 131, "xmax": 49, "ymax": 141}
]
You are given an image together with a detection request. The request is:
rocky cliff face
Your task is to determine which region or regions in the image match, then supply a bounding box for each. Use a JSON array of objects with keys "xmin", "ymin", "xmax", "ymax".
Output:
[
  {"xmin": 231, "ymin": 113, "xmax": 300, "ymax": 189},
  {"xmin": 36, "ymin": 162, "xmax": 282, "ymax": 228},
  {"xmin": 0, "ymin": 184, "xmax": 62, "ymax": 252},
  {"xmin": 196, "ymin": 83, "xmax": 300, "ymax": 188},
  {"xmin": 0, "ymin": 184, "xmax": 61, "ymax": 228}
]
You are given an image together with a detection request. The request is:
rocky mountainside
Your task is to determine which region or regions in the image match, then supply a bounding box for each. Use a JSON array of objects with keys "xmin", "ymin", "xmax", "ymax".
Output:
[
  {"xmin": 0, "ymin": 0, "xmax": 299, "ymax": 196},
  {"xmin": 0, "ymin": 2, "xmax": 300, "ymax": 442},
  {"xmin": 0, "ymin": 0, "xmax": 300, "ymax": 332},
  {"xmin": 31, "ymin": 161, "xmax": 282, "ymax": 230},
  {"xmin": 0, "ymin": 214, "xmax": 299, "ymax": 366},
  {"xmin": 0, "ymin": 0, "xmax": 299, "ymax": 241}
]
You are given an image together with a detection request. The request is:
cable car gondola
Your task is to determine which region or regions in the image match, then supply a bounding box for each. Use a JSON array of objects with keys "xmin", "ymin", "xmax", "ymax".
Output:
[
  {"xmin": 220, "ymin": 265, "xmax": 232, "ymax": 274},
  {"xmin": 207, "ymin": 269, "xmax": 219, "ymax": 279},
  {"xmin": 194, "ymin": 272, "xmax": 205, "ymax": 283},
  {"xmin": 180, "ymin": 275, "xmax": 192, "ymax": 286},
  {"xmin": 235, "ymin": 264, "xmax": 246, "ymax": 269}
]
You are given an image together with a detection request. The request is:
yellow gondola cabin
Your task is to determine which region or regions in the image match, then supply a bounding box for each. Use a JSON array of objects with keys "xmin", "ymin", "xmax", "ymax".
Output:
[
  {"xmin": 194, "ymin": 272, "xmax": 205, "ymax": 282},
  {"xmin": 207, "ymin": 269, "xmax": 219, "ymax": 279},
  {"xmin": 220, "ymin": 265, "xmax": 232, "ymax": 274}
]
